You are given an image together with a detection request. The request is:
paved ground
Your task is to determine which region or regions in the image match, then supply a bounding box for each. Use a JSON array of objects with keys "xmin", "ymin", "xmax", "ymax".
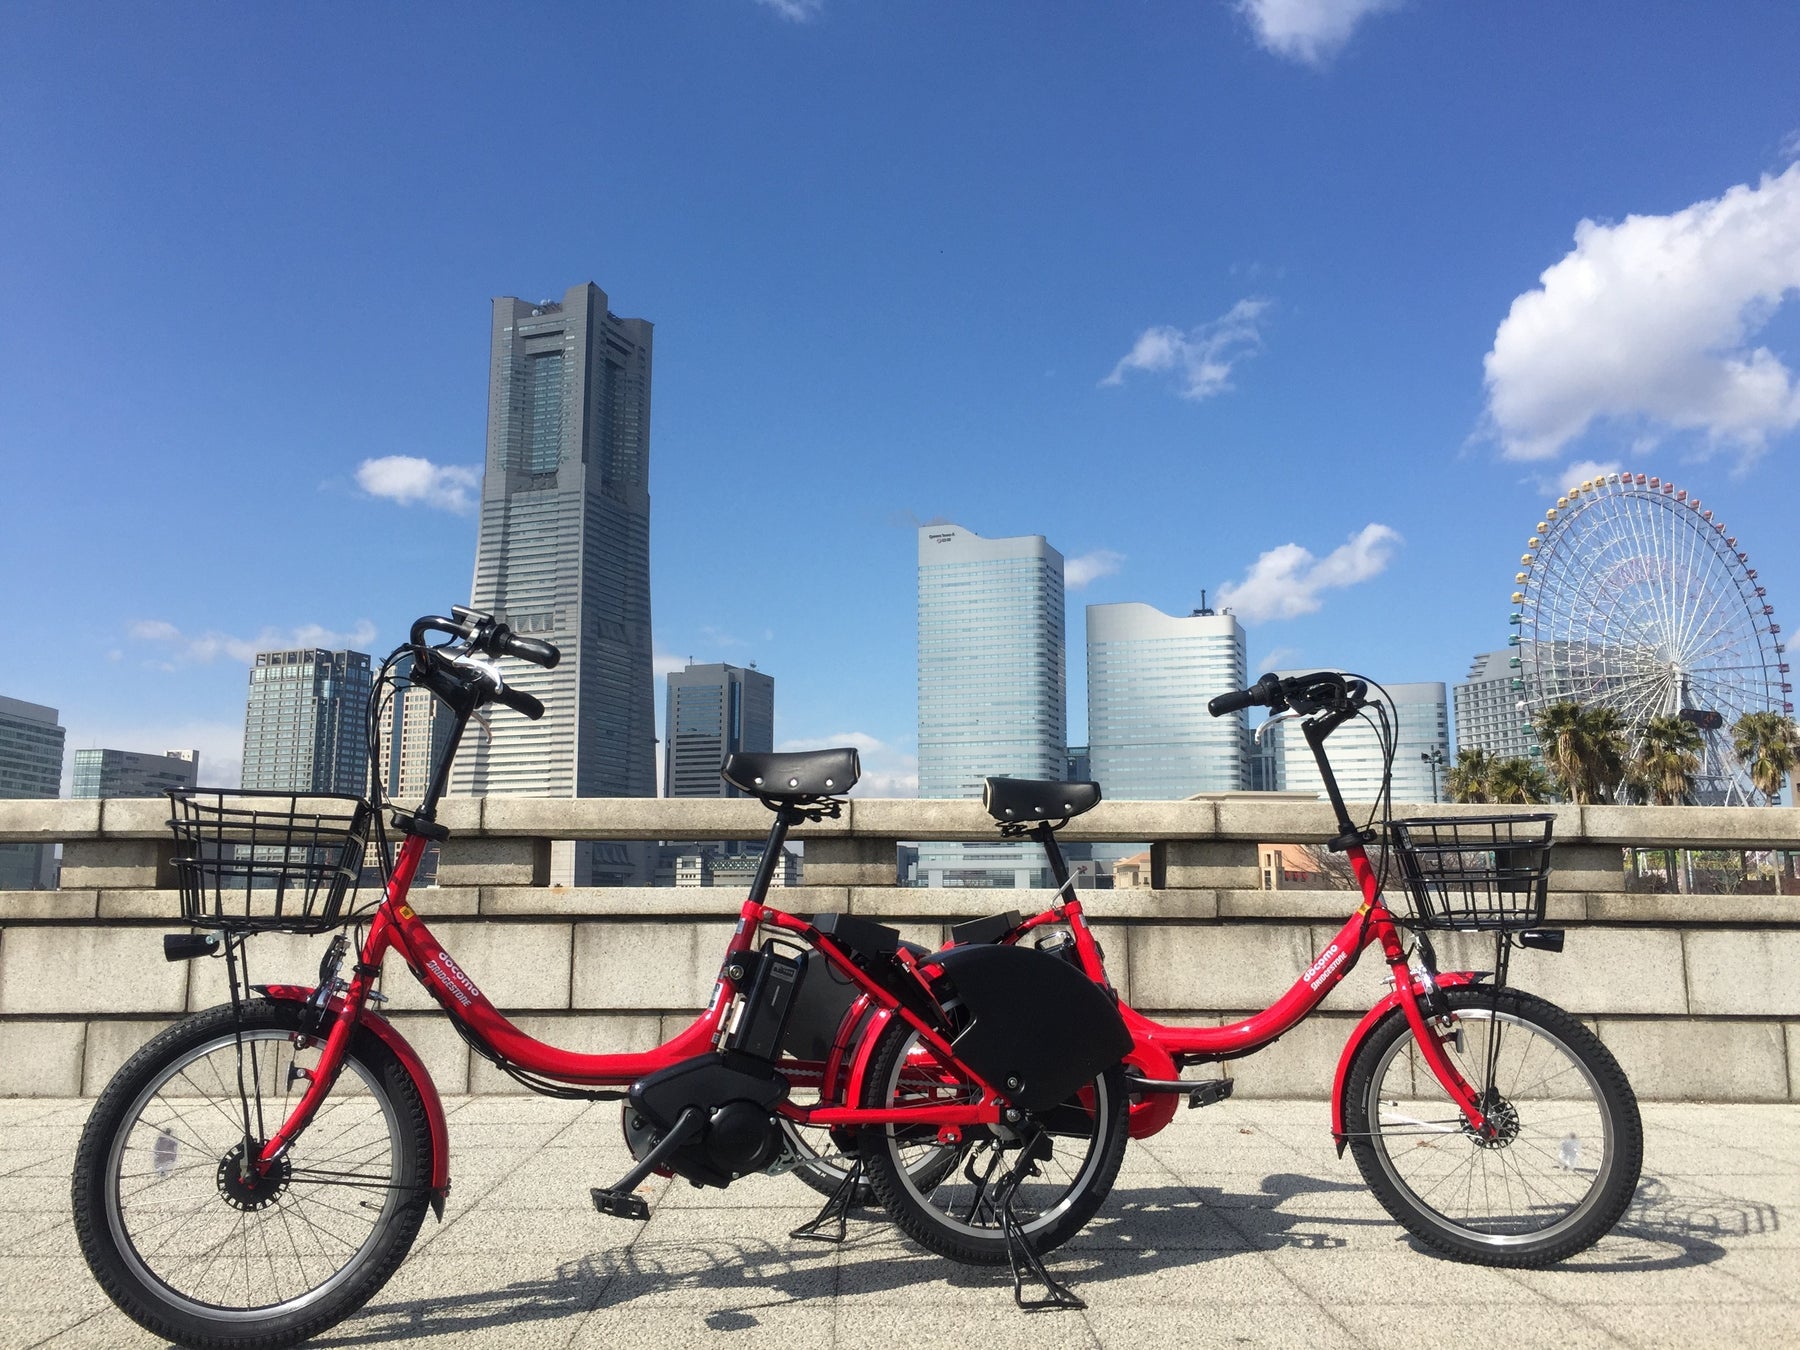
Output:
[{"xmin": 2, "ymin": 1096, "xmax": 1795, "ymax": 1349}]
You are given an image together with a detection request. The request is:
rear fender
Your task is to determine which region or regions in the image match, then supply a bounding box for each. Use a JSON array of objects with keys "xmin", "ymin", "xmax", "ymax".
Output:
[
  {"xmin": 1329, "ymin": 970, "xmax": 1483, "ymax": 1156},
  {"xmin": 260, "ymin": 983, "xmax": 451, "ymax": 1214}
]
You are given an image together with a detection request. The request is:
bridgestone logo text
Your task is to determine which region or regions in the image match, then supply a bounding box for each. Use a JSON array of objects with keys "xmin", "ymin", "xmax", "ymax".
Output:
[
  {"xmin": 1303, "ymin": 943, "xmax": 1348, "ymax": 990},
  {"xmin": 427, "ymin": 954, "xmax": 482, "ymax": 1008}
]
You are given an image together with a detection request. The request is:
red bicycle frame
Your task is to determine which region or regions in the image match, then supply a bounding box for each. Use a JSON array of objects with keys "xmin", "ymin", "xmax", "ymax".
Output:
[{"xmin": 251, "ymin": 827, "xmax": 1008, "ymax": 1188}]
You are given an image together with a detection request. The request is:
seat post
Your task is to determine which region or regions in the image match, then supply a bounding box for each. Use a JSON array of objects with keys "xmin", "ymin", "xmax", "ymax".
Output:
[
  {"xmin": 747, "ymin": 804, "xmax": 800, "ymax": 903},
  {"xmin": 1033, "ymin": 822, "xmax": 1072, "ymax": 890}
]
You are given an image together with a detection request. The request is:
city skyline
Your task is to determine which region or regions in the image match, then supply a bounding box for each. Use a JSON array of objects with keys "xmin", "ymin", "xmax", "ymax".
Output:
[{"xmin": 5, "ymin": 8, "xmax": 1797, "ymax": 795}]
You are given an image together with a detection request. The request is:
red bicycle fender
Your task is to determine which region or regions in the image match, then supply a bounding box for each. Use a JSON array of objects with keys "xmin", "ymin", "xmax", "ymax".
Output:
[
  {"xmin": 260, "ymin": 984, "xmax": 451, "ymax": 1209},
  {"xmin": 1330, "ymin": 971, "xmax": 1481, "ymax": 1155},
  {"xmin": 842, "ymin": 1006, "xmax": 895, "ymax": 1109}
]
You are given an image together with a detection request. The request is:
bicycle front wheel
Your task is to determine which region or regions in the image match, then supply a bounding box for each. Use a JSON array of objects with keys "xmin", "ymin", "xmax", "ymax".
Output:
[
  {"xmin": 72, "ymin": 998, "xmax": 433, "ymax": 1348},
  {"xmin": 1344, "ymin": 985, "xmax": 1641, "ymax": 1266}
]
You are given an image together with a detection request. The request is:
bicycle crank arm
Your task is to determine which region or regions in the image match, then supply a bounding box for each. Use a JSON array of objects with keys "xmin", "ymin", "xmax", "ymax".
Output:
[{"xmin": 591, "ymin": 1105, "xmax": 705, "ymax": 1221}]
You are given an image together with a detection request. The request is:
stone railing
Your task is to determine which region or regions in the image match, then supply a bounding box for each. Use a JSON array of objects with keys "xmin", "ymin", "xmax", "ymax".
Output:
[{"xmin": 1, "ymin": 796, "xmax": 1795, "ymax": 1101}]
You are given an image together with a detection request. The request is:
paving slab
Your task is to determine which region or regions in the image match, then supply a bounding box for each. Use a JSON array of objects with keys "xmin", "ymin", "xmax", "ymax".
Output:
[{"xmin": 0, "ymin": 1097, "xmax": 1793, "ymax": 1349}]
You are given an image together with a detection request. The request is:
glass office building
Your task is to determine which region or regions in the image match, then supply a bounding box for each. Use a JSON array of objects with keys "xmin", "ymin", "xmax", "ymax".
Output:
[
  {"xmin": 451, "ymin": 282, "xmax": 656, "ymax": 885},
  {"xmin": 665, "ymin": 663, "xmax": 774, "ymax": 800},
  {"xmin": 0, "ymin": 694, "xmax": 64, "ymax": 889},
  {"xmin": 917, "ymin": 524, "xmax": 1066, "ymax": 887},
  {"xmin": 1269, "ymin": 678, "xmax": 1450, "ymax": 805},
  {"xmin": 241, "ymin": 650, "xmax": 373, "ymax": 795},
  {"xmin": 72, "ymin": 748, "xmax": 199, "ymax": 799},
  {"xmin": 1454, "ymin": 648, "xmax": 1542, "ymax": 761},
  {"xmin": 1086, "ymin": 602, "xmax": 1249, "ymax": 800}
]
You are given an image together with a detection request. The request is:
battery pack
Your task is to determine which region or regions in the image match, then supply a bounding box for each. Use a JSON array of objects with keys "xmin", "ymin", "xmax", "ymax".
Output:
[{"xmin": 728, "ymin": 948, "xmax": 806, "ymax": 1062}]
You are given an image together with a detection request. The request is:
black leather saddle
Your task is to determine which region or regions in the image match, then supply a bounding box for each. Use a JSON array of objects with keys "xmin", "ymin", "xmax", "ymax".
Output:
[
  {"xmin": 982, "ymin": 776, "xmax": 1101, "ymax": 824},
  {"xmin": 722, "ymin": 748, "xmax": 860, "ymax": 800}
]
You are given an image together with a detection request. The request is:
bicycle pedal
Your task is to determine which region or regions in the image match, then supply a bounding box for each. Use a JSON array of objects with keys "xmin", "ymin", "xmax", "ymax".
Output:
[
  {"xmin": 591, "ymin": 1187, "xmax": 650, "ymax": 1221},
  {"xmin": 1188, "ymin": 1079, "xmax": 1234, "ymax": 1110}
]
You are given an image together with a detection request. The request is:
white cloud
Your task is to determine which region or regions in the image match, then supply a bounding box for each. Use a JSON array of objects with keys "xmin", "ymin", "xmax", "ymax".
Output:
[
  {"xmin": 1102, "ymin": 299, "xmax": 1270, "ymax": 401},
  {"xmin": 1065, "ymin": 549, "xmax": 1125, "ymax": 590},
  {"xmin": 653, "ymin": 648, "xmax": 689, "ymax": 678},
  {"xmin": 757, "ymin": 0, "xmax": 824, "ymax": 19},
  {"xmin": 1484, "ymin": 163, "xmax": 1800, "ymax": 464},
  {"xmin": 1238, "ymin": 0, "xmax": 1404, "ymax": 67},
  {"xmin": 777, "ymin": 732, "xmax": 918, "ymax": 797},
  {"xmin": 60, "ymin": 720, "xmax": 246, "ymax": 791},
  {"xmin": 1215, "ymin": 523, "xmax": 1401, "ymax": 623},
  {"xmin": 1256, "ymin": 646, "xmax": 1301, "ymax": 674},
  {"xmin": 354, "ymin": 456, "xmax": 481, "ymax": 514},
  {"xmin": 1552, "ymin": 459, "xmax": 1624, "ymax": 493},
  {"xmin": 130, "ymin": 618, "xmax": 381, "ymax": 666}
]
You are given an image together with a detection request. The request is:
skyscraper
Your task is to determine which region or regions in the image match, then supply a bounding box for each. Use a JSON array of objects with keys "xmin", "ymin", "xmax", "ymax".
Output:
[
  {"xmin": 241, "ymin": 650, "xmax": 373, "ymax": 794},
  {"xmin": 72, "ymin": 748, "xmax": 199, "ymax": 799},
  {"xmin": 384, "ymin": 682, "xmax": 454, "ymax": 808},
  {"xmin": 1269, "ymin": 678, "xmax": 1450, "ymax": 805},
  {"xmin": 0, "ymin": 695, "xmax": 64, "ymax": 889},
  {"xmin": 1086, "ymin": 602, "xmax": 1249, "ymax": 800},
  {"xmin": 665, "ymin": 663, "xmax": 774, "ymax": 799},
  {"xmin": 452, "ymin": 282, "xmax": 655, "ymax": 886},
  {"xmin": 917, "ymin": 524, "xmax": 1066, "ymax": 888},
  {"xmin": 1454, "ymin": 648, "xmax": 1541, "ymax": 761}
]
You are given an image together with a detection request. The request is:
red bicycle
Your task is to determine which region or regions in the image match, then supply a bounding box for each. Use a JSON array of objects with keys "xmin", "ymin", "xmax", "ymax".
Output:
[
  {"xmin": 71, "ymin": 608, "xmax": 1133, "ymax": 1346},
  {"xmin": 803, "ymin": 670, "xmax": 1643, "ymax": 1268}
]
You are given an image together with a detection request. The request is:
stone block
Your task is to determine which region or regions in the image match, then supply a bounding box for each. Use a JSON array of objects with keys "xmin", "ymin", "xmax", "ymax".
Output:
[
  {"xmin": 0, "ymin": 1020, "xmax": 85, "ymax": 1095},
  {"xmin": 1585, "ymin": 892, "xmax": 1796, "ymax": 923},
  {"xmin": 380, "ymin": 922, "xmax": 573, "ymax": 1012},
  {"xmin": 1685, "ymin": 930, "xmax": 1800, "ymax": 1016},
  {"xmin": 1128, "ymin": 923, "xmax": 1316, "ymax": 1012},
  {"xmin": 1549, "ymin": 843, "xmax": 1628, "ymax": 894},
  {"xmin": 571, "ymin": 921, "xmax": 734, "ymax": 1011},
  {"xmin": 185, "ymin": 929, "xmax": 327, "ymax": 1009},
  {"xmin": 479, "ymin": 885, "xmax": 843, "ymax": 917},
  {"xmin": 0, "ymin": 797, "xmax": 99, "ymax": 842},
  {"xmin": 0, "ymin": 889, "xmax": 97, "ymax": 919},
  {"xmin": 1219, "ymin": 1015, "xmax": 1360, "ymax": 1099},
  {"xmin": 59, "ymin": 838, "xmax": 176, "ymax": 890},
  {"xmin": 1595, "ymin": 1018, "xmax": 1789, "ymax": 1100},
  {"xmin": 1581, "ymin": 803, "xmax": 1800, "ymax": 848},
  {"xmin": 466, "ymin": 1014, "xmax": 662, "ymax": 1093},
  {"xmin": 805, "ymin": 837, "xmax": 902, "ymax": 887},
  {"xmin": 0, "ymin": 927, "xmax": 188, "ymax": 1015},
  {"xmin": 1789, "ymin": 1024, "xmax": 1799, "ymax": 1101},
  {"xmin": 1156, "ymin": 840, "xmax": 1260, "ymax": 890},
  {"xmin": 1214, "ymin": 798, "xmax": 1340, "ymax": 843},
  {"xmin": 98, "ymin": 797, "xmax": 179, "ymax": 838},
  {"xmin": 394, "ymin": 886, "xmax": 481, "ymax": 915},
  {"xmin": 436, "ymin": 837, "xmax": 550, "ymax": 887},
  {"xmin": 1380, "ymin": 926, "xmax": 1688, "ymax": 1016},
  {"xmin": 1218, "ymin": 888, "xmax": 1355, "ymax": 920},
  {"xmin": 1082, "ymin": 888, "xmax": 1219, "ymax": 920},
  {"xmin": 96, "ymin": 889, "xmax": 185, "ymax": 920},
  {"xmin": 82, "ymin": 1020, "xmax": 176, "ymax": 1094}
]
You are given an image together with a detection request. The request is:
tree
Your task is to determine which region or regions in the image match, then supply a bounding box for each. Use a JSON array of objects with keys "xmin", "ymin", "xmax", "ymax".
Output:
[
  {"xmin": 1629, "ymin": 714, "xmax": 1704, "ymax": 806},
  {"xmin": 1488, "ymin": 757, "xmax": 1555, "ymax": 804},
  {"xmin": 1534, "ymin": 701, "xmax": 1628, "ymax": 804},
  {"xmin": 1447, "ymin": 748, "xmax": 1495, "ymax": 803},
  {"xmin": 1733, "ymin": 711, "xmax": 1800, "ymax": 805}
]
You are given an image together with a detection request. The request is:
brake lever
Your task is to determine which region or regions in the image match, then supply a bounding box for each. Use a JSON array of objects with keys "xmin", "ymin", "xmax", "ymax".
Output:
[{"xmin": 1254, "ymin": 710, "xmax": 1302, "ymax": 747}]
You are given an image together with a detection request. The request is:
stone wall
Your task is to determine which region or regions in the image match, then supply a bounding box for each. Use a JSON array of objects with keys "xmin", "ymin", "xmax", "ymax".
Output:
[{"xmin": 1, "ymin": 795, "xmax": 1795, "ymax": 1101}]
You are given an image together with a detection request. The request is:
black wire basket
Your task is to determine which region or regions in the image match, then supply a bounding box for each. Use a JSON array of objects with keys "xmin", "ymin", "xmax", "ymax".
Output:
[
  {"xmin": 1387, "ymin": 814, "xmax": 1555, "ymax": 932},
  {"xmin": 167, "ymin": 789, "xmax": 376, "ymax": 934}
]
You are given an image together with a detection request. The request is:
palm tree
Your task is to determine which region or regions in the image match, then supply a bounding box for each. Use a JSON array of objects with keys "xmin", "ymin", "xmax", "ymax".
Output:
[
  {"xmin": 1733, "ymin": 711, "xmax": 1800, "ymax": 805},
  {"xmin": 1534, "ymin": 701, "xmax": 1628, "ymax": 804},
  {"xmin": 1488, "ymin": 756, "xmax": 1555, "ymax": 805},
  {"xmin": 1630, "ymin": 714, "xmax": 1704, "ymax": 805},
  {"xmin": 1447, "ymin": 748, "xmax": 1495, "ymax": 803}
]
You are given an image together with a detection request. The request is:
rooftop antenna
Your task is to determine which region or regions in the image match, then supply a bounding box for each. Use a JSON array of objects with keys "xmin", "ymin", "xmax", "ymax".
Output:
[{"xmin": 1193, "ymin": 590, "xmax": 1215, "ymax": 617}]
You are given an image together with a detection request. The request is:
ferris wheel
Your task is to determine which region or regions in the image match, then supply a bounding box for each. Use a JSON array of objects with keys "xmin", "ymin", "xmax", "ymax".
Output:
[{"xmin": 1511, "ymin": 471, "xmax": 1790, "ymax": 803}]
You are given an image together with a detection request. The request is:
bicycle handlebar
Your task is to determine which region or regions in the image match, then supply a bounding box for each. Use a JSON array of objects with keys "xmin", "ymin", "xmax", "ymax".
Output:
[
  {"xmin": 1208, "ymin": 670, "xmax": 1367, "ymax": 719},
  {"xmin": 406, "ymin": 609, "xmax": 558, "ymax": 723}
]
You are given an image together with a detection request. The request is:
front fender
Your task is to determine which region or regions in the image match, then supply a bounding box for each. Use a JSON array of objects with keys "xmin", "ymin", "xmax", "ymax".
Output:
[
  {"xmin": 260, "ymin": 984, "xmax": 451, "ymax": 1211},
  {"xmin": 1329, "ymin": 971, "xmax": 1483, "ymax": 1155}
]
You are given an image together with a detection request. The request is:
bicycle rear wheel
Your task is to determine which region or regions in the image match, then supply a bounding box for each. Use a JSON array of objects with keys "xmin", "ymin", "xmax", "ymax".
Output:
[
  {"xmin": 1344, "ymin": 985, "xmax": 1641, "ymax": 1266},
  {"xmin": 72, "ymin": 998, "xmax": 432, "ymax": 1348},
  {"xmin": 857, "ymin": 1014, "xmax": 1129, "ymax": 1265}
]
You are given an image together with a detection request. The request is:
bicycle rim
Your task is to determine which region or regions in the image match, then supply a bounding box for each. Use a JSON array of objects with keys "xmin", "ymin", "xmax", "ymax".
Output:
[
  {"xmin": 103, "ymin": 1027, "xmax": 405, "ymax": 1319},
  {"xmin": 1363, "ymin": 1005, "xmax": 1615, "ymax": 1245},
  {"xmin": 882, "ymin": 1029, "xmax": 1115, "ymax": 1242}
]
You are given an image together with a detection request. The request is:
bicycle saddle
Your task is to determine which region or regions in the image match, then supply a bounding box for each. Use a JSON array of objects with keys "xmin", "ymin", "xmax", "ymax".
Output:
[
  {"xmin": 982, "ymin": 777, "xmax": 1101, "ymax": 823},
  {"xmin": 722, "ymin": 748, "xmax": 860, "ymax": 799}
]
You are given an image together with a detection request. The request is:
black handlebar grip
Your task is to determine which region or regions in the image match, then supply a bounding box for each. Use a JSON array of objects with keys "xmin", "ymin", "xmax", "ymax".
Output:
[
  {"xmin": 1208, "ymin": 672, "xmax": 1281, "ymax": 717},
  {"xmin": 494, "ymin": 684, "xmax": 545, "ymax": 721},
  {"xmin": 495, "ymin": 628, "xmax": 561, "ymax": 669}
]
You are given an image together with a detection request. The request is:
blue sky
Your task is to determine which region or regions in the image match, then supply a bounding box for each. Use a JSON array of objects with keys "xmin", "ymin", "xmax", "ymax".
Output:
[{"xmin": 4, "ymin": 1, "xmax": 1799, "ymax": 794}]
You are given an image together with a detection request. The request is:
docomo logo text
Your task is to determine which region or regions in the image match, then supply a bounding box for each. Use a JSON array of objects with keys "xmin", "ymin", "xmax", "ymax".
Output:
[
  {"xmin": 1303, "ymin": 943, "xmax": 1348, "ymax": 990},
  {"xmin": 426, "ymin": 952, "xmax": 483, "ymax": 1008}
]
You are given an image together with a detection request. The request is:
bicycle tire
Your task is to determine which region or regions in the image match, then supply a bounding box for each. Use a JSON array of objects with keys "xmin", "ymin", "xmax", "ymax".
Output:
[
  {"xmin": 857, "ymin": 1014, "xmax": 1129, "ymax": 1265},
  {"xmin": 1343, "ymin": 985, "xmax": 1641, "ymax": 1266},
  {"xmin": 72, "ymin": 999, "xmax": 433, "ymax": 1348}
]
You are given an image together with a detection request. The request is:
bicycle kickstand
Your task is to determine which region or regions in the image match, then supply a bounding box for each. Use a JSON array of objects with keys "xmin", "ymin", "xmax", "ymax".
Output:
[
  {"xmin": 995, "ymin": 1135, "xmax": 1084, "ymax": 1312},
  {"xmin": 790, "ymin": 1159, "xmax": 864, "ymax": 1244}
]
